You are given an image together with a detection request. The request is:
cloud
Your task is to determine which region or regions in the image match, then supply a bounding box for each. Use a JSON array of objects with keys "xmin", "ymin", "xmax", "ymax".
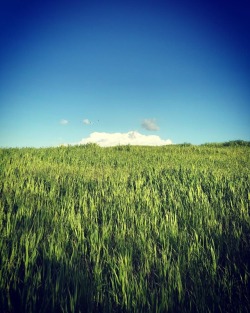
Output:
[
  {"xmin": 141, "ymin": 118, "xmax": 159, "ymax": 131},
  {"xmin": 78, "ymin": 131, "xmax": 172, "ymax": 147},
  {"xmin": 83, "ymin": 118, "xmax": 91, "ymax": 125},
  {"xmin": 60, "ymin": 119, "xmax": 69, "ymax": 125}
]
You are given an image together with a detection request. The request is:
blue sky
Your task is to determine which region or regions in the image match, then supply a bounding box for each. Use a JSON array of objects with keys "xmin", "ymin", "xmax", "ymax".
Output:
[{"xmin": 0, "ymin": 0, "xmax": 249, "ymax": 147}]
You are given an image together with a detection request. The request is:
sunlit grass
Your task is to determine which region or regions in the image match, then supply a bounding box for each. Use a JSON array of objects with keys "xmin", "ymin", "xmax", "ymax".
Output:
[{"xmin": 0, "ymin": 143, "xmax": 249, "ymax": 312}]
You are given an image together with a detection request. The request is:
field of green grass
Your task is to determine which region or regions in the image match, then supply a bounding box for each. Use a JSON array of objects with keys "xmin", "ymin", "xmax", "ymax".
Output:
[{"xmin": 0, "ymin": 142, "xmax": 249, "ymax": 312}]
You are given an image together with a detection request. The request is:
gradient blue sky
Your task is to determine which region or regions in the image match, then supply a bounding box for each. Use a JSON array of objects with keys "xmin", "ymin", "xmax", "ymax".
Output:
[{"xmin": 0, "ymin": 0, "xmax": 249, "ymax": 147}]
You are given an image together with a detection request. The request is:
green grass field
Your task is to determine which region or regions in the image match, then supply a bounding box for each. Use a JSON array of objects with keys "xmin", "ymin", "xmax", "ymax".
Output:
[{"xmin": 0, "ymin": 142, "xmax": 249, "ymax": 312}]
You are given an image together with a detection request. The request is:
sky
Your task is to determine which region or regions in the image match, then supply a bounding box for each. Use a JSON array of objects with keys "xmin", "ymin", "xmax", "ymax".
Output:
[{"xmin": 0, "ymin": 0, "xmax": 249, "ymax": 147}]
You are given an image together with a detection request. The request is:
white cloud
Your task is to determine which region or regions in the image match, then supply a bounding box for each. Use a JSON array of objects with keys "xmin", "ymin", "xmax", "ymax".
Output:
[
  {"xmin": 60, "ymin": 119, "xmax": 69, "ymax": 125},
  {"xmin": 141, "ymin": 118, "xmax": 160, "ymax": 130},
  {"xmin": 141, "ymin": 118, "xmax": 159, "ymax": 131},
  {"xmin": 78, "ymin": 131, "xmax": 172, "ymax": 147},
  {"xmin": 83, "ymin": 118, "xmax": 91, "ymax": 125}
]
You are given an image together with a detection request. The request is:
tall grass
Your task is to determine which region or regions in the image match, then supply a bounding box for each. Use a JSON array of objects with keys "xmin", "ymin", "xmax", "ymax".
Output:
[{"xmin": 0, "ymin": 144, "xmax": 249, "ymax": 312}]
